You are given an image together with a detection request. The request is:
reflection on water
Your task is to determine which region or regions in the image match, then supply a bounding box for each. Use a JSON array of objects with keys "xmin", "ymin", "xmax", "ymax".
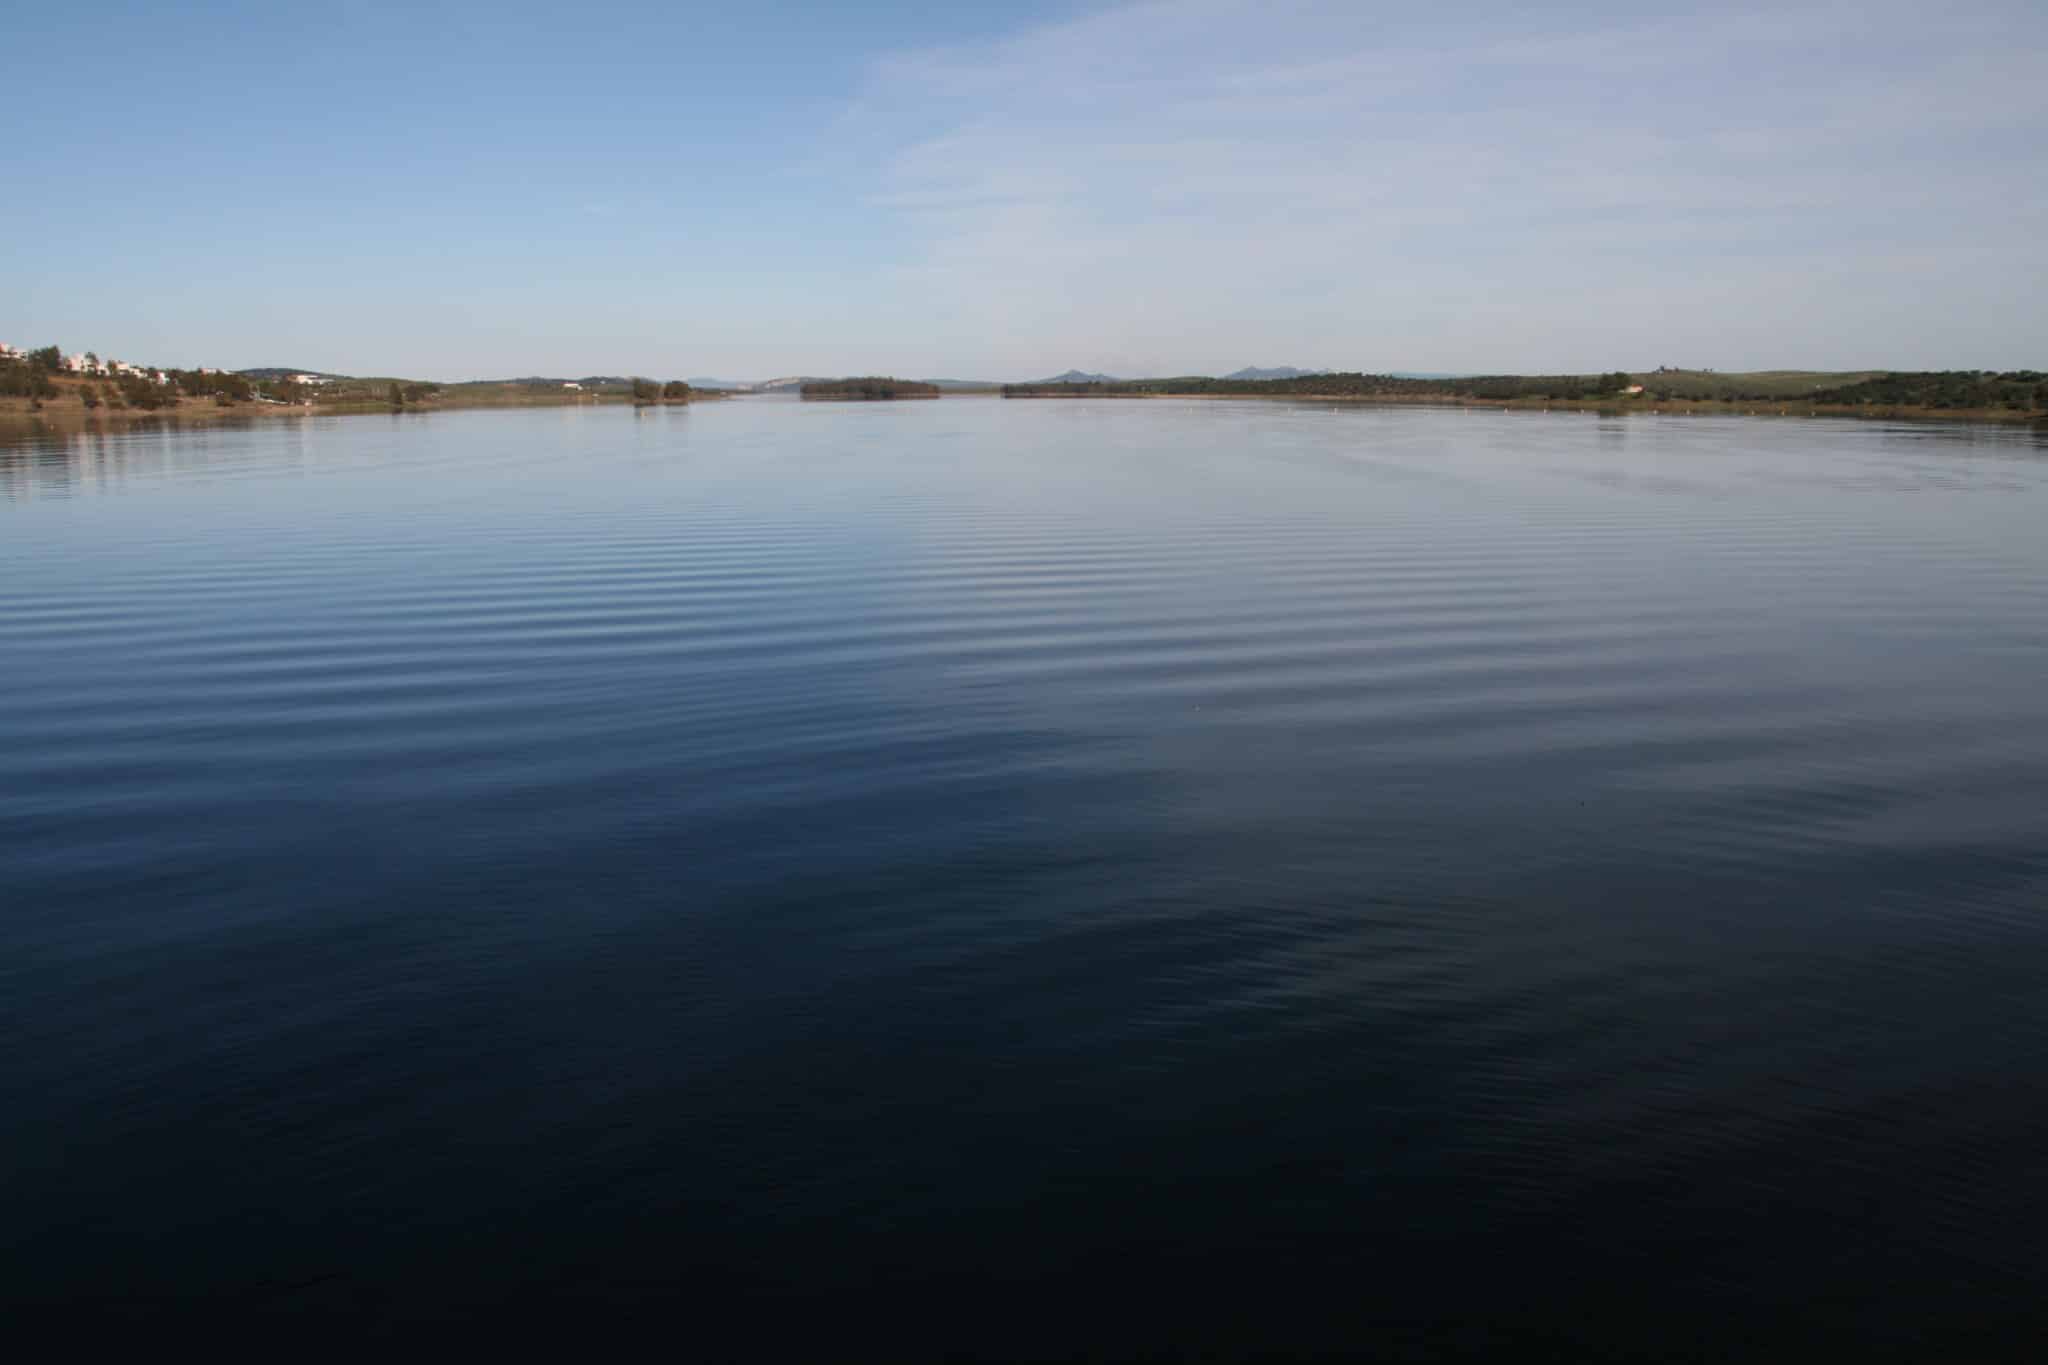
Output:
[
  {"xmin": 0, "ymin": 417, "xmax": 312, "ymax": 499},
  {"xmin": 3, "ymin": 401, "xmax": 2048, "ymax": 1354},
  {"xmin": 4, "ymin": 406, "xmax": 2044, "ymax": 503}
]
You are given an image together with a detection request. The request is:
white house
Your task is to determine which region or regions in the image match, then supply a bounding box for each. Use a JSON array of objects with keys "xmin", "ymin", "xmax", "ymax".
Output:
[{"xmin": 562, "ymin": 381, "xmax": 582, "ymax": 390}]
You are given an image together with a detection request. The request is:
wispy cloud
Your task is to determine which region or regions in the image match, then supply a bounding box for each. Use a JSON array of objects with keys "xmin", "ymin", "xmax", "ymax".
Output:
[{"xmin": 842, "ymin": 0, "xmax": 2047, "ymax": 374}]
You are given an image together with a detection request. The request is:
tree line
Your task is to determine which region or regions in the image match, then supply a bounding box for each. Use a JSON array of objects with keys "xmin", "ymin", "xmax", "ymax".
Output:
[
  {"xmin": 800, "ymin": 377, "xmax": 940, "ymax": 400},
  {"xmin": 1003, "ymin": 372, "xmax": 1638, "ymax": 401},
  {"xmin": 1002, "ymin": 370, "xmax": 2047, "ymax": 411},
  {"xmin": 1803, "ymin": 371, "xmax": 2047, "ymax": 411}
]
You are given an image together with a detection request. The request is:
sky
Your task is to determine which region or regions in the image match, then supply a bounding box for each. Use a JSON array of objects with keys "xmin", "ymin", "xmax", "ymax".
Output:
[{"xmin": 3, "ymin": 0, "xmax": 2043, "ymax": 381}]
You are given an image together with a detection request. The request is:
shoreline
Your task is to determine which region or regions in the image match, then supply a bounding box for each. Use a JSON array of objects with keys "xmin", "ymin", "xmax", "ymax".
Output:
[
  {"xmin": 0, "ymin": 390, "xmax": 717, "ymax": 437},
  {"xmin": 6, "ymin": 388, "xmax": 2040, "ymax": 437}
]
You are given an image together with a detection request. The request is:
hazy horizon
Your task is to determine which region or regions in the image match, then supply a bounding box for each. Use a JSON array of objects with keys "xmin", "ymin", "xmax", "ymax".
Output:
[{"xmin": 5, "ymin": 0, "xmax": 2043, "ymax": 379}]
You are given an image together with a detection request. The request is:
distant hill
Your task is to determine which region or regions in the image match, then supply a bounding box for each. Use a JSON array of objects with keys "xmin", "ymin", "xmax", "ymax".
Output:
[
  {"xmin": 1224, "ymin": 366, "xmax": 1328, "ymax": 381},
  {"xmin": 920, "ymin": 378, "xmax": 1001, "ymax": 391},
  {"xmin": 238, "ymin": 367, "xmax": 351, "ymax": 381},
  {"xmin": 686, "ymin": 378, "xmax": 750, "ymax": 391},
  {"xmin": 1041, "ymin": 369, "xmax": 1118, "ymax": 384}
]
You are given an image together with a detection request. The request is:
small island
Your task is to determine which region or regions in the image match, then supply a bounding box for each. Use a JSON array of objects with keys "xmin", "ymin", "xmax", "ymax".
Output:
[{"xmin": 800, "ymin": 377, "xmax": 941, "ymax": 401}]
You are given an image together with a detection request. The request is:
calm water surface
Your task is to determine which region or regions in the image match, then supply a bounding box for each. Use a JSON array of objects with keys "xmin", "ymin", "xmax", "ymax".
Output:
[{"xmin": 4, "ymin": 402, "xmax": 2047, "ymax": 1355}]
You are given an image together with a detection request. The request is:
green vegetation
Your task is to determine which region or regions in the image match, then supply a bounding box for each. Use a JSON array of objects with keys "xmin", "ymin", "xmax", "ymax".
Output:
[
  {"xmin": 12, "ymin": 341, "xmax": 2036, "ymax": 430},
  {"xmin": 631, "ymin": 378, "xmax": 696, "ymax": 404},
  {"xmin": 800, "ymin": 377, "xmax": 941, "ymax": 401},
  {"xmin": 173, "ymin": 370, "xmax": 255, "ymax": 403},
  {"xmin": 1002, "ymin": 368, "xmax": 2047, "ymax": 417},
  {"xmin": 1805, "ymin": 371, "xmax": 2047, "ymax": 411},
  {"xmin": 115, "ymin": 372, "xmax": 176, "ymax": 410},
  {"xmin": 0, "ymin": 361, "xmax": 58, "ymax": 400}
]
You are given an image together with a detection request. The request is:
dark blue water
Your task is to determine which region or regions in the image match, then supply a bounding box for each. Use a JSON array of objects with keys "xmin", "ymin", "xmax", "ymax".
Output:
[{"xmin": 5, "ymin": 402, "xmax": 2047, "ymax": 1356}]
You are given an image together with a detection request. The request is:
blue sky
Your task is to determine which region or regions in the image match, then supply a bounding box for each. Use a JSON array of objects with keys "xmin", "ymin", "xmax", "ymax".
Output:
[{"xmin": 3, "ymin": 0, "xmax": 2042, "ymax": 380}]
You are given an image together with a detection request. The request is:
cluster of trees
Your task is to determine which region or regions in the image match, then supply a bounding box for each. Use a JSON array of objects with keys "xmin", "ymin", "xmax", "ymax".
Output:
[
  {"xmin": 1435, "ymin": 373, "xmax": 1636, "ymax": 401},
  {"xmin": 1, "ymin": 345, "xmax": 69, "ymax": 405},
  {"xmin": 171, "ymin": 370, "xmax": 254, "ymax": 402},
  {"xmin": 116, "ymin": 373, "xmax": 178, "ymax": 409},
  {"xmin": 0, "ymin": 357, "xmax": 59, "ymax": 400},
  {"xmin": 801, "ymin": 377, "xmax": 941, "ymax": 400},
  {"xmin": 383, "ymin": 381, "xmax": 440, "ymax": 407},
  {"xmin": 629, "ymin": 378, "xmax": 694, "ymax": 403},
  {"xmin": 1804, "ymin": 371, "xmax": 2047, "ymax": 412}
]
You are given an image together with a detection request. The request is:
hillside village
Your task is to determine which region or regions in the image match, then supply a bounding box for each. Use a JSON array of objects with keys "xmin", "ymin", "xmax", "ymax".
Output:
[
  {"xmin": 1, "ymin": 342, "xmax": 178, "ymax": 387},
  {"xmin": 2, "ymin": 342, "xmax": 339, "ymax": 391},
  {"xmin": 0, "ymin": 340, "xmax": 717, "ymax": 422}
]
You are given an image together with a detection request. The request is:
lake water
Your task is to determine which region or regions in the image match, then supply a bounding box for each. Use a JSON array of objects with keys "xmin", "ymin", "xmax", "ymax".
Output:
[{"xmin": 5, "ymin": 401, "xmax": 2047, "ymax": 1355}]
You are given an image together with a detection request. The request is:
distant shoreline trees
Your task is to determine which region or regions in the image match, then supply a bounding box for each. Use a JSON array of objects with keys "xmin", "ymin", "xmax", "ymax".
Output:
[
  {"xmin": 800, "ymin": 378, "xmax": 941, "ymax": 401},
  {"xmin": 1001, "ymin": 370, "xmax": 2047, "ymax": 410}
]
